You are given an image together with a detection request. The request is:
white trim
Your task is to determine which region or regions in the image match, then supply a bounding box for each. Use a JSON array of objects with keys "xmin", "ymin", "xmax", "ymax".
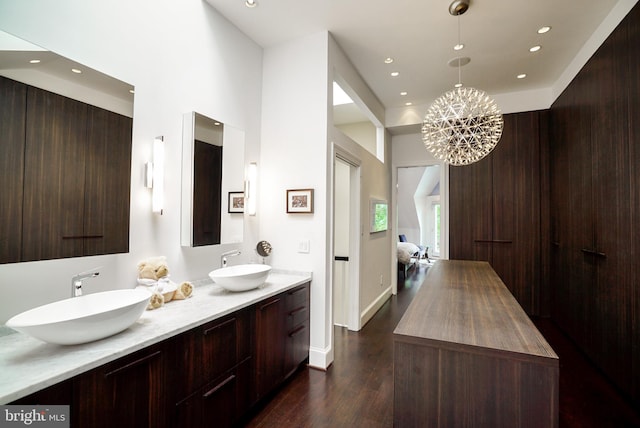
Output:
[
  {"xmin": 360, "ymin": 286, "xmax": 392, "ymax": 328},
  {"xmin": 308, "ymin": 344, "xmax": 334, "ymax": 370}
]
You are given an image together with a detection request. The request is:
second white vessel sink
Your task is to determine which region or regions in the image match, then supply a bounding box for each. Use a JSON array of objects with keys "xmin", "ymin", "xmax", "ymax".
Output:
[
  {"xmin": 5, "ymin": 289, "xmax": 151, "ymax": 345},
  {"xmin": 209, "ymin": 264, "xmax": 272, "ymax": 292}
]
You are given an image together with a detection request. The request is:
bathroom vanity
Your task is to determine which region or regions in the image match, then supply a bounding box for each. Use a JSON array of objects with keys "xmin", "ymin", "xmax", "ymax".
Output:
[
  {"xmin": 393, "ymin": 260, "xmax": 558, "ymax": 427},
  {"xmin": 1, "ymin": 271, "xmax": 311, "ymax": 428}
]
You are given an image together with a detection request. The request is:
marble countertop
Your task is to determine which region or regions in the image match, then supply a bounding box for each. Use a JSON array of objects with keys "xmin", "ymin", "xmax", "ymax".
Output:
[{"xmin": 0, "ymin": 270, "xmax": 311, "ymax": 404}]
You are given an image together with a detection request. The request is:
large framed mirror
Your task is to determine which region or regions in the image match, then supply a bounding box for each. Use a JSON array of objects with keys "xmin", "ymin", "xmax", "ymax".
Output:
[
  {"xmin": 181, "ymin": 112, "xmax": 245, "ymax": 247},
  {"xmin": 0, "ymin": 30, "xmax": 135, "ymax": 264}
]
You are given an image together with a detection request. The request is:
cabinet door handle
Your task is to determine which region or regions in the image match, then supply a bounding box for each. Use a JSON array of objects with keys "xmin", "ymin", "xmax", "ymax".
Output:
[
  {"xmin": 105, "ymin": 350, "xmax": 161, "ymax": 378},
  {"xmin": 289, "ymin": 306, "xmax": 306, "ymax": 317},
  {"xmin": 581, "ymin": 248, "xmax": 606, "ymax": 258},
  {"xmin": 473, "ymin": 239, "xmax": 513, "ymax": 244},
  {"xmin": 259, "ymin": 297, "xmax": 281, "ymax": 310},
  {"xmin": 62, "ymin": 235, "xmax": 104, "ymax": 239},
  {"xmin": 204, "ymin": 317, "xmax": 235, "ymax": 336},
  {"xmin": 203, "ymin": 374, "xmax": 236, "ymax": 398},
  {"xmin": 289, "ymin": 325, "xmax": 306, "ymax": 338}
]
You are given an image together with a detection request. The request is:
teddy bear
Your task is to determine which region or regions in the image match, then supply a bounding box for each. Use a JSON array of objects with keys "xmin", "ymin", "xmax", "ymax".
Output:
[{"xmin": 136, "ymin": 256, "xmax": 193, "ymax": 310}]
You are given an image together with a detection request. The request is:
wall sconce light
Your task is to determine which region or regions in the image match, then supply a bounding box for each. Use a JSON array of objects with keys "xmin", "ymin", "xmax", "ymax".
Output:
[
  {"xmin": 246, "ymin": 162, "xmax": 257, "ymax": 216},
  {"xmin": 152, "ymin": 136, "xmax": 165, "ymax": 215}
]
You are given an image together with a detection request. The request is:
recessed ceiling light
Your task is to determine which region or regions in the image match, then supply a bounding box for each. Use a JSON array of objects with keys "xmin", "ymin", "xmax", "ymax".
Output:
[
  {"xmin": 29, "ymin": 59, "xmax": 41, "ymax": 64},
  {"xmin": 391, "ymin": 71, "xmax": 399, "ymax": 77},
  {"xmin": 537, "ymin": 26, "xmax": 551, "ymax": 34},
  {"xmin": 245, "ymin": 0, "xmax": 257, "ymax": 7},
  {"xmin": 71, "ymin": 68, "xmax": 82, "ymax": 74},
  {"xmin": 454, "ymin": 43, "xmax": 464, "ymax": 51},
  {"xmin": 129, "ymin": 89, "xmax": 135, "ymax": 94},
  {"xmin": 454, "ymin": 82, "xmax": 463, "ymax": 88},
  {"xmin": 517, "ymin": 74, "xmax": 527, "ymax": 79},
  {"xmin": 384, "ymin": 57, "xmax": 394, "ymax": 64},
  {"xmin": 405, "ymin": 102, "xmax": 413, "ymax": 106},
  {"xmin": 529, "ymin": 45, "xmax": 541, "ymax": 53},
  {"xmin": 214, "ymin": 122, "xmax": 222, "ymax": 126},
  {"xmin": 400, "ymin": 91, "xmax": 408, "ymax": 96}
]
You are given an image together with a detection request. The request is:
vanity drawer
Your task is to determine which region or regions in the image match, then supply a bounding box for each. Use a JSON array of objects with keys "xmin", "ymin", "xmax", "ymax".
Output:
[{"xmin": 285, "ymin": 284, "xmax": 309, "ymax": 312}]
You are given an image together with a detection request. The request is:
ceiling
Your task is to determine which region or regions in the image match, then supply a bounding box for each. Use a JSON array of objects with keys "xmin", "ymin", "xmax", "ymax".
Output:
[{"xmin": 204, "ymin": 0, "xmax": 625, "ymax": 126}]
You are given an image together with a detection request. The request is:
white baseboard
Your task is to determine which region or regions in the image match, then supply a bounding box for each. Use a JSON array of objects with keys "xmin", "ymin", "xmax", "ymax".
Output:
[
  {"xmin": 308, "ymin": 344, "xmax": 334, "ymax": 370},
  {"xmin": 360, "ymin": 286, "xmax": 392, "ymax": 327}
]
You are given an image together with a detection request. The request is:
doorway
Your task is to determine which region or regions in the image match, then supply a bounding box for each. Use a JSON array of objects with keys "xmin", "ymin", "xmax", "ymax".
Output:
[
  {"xmin": 333, "ymin": 154, "xmax": 361, "ymax": 331},
  {"xmin": 397, "ymin": 165, "xmax": 442, "ymax": 260}
]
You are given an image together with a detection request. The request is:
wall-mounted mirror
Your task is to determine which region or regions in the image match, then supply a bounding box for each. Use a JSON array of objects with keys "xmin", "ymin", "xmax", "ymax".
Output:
[
  {"xmin": 181, "ymin": 112, "xmax": 245, "ymax": 247},
  {"xmin": 0, "ymin": 29, "xmax": 135, "ymax": 264}
]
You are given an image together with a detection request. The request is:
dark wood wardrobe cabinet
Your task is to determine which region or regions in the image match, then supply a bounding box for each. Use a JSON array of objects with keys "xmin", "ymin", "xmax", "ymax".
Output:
[
  {"xmin": 0, "ymin": 77, "xmax": 132, "ymax": 263},
  {"xmin": 550, "ymin": 4, "xmax": 637, "ymax": 404},
  {"xmin": 449, "ymin": 111, "xmax": 543, "ymax": 316},
  {"xmin": 0, "ymin": 76, "xmax": 27, "ymax": 264}
]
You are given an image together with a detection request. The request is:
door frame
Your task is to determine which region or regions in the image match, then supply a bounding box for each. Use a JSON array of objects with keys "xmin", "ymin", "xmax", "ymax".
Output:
[
  {"xmin": 330, "ymin": 144, "xmax": 362, "ymax": 332},
  {"xmin": 392, "ymin": 160, "xmax": 449, "ymax": 294}
]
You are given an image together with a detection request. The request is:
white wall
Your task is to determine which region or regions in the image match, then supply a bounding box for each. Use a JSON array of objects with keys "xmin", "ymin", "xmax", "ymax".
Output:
[
  {"xmin": 329, "ymin": 36, "xmax": 394, "ymax": 330},
  {"xmin": 259, "ymin": 32, "xmax": 331, "ymax": 368},
  {"xmin": 0, "ymin": 0, "xmax": 263, "ymax": 323},
  {"xmin": 335, "ymin": 121, "xmax": 377, "ymax": 157}
]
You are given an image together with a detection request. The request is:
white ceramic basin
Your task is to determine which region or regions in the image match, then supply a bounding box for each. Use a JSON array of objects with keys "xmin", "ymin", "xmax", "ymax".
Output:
[
  {"xmin": 5, "ymin": 289, "xmax": 151, "ymax": 345},
  {"xmin": 209, "ymin": 264, "xmax": 272, "ymax": 292}
]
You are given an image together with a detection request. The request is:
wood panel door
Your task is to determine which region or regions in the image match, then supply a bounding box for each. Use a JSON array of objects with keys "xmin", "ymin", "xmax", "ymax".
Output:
[
  {"xmin": 74, "ymin": 344, "xmax": 168, "ymax": 428},
  {"xmin": 587, "ymin": 19, "xmax": 633, "ymax": 395},
  {"xmin": 490, "ymin": 112, "xmax": 541, "ymax": 314},
  {"xmin": 0, "ymin": 76, "xmax": 26, "ymax": 264},
  {"xmin": 84, "ymin": 105, "xmax": 132, "ymax": 256},
  {"xmin": 23, "ymin": 87, "xmax": 88, "ymax": 261},
  {"xmin": 255, "ymin": 295, "xmax": 285, "ymax": 400},
  {"xmin": 449, "ymin": 156, "xmax": 492, "ymax": 262},
  {"xmin": 449, "ymin": 111, "xmax": 541, "ymax": 315},
  {"xmin": 628, "ymin": 2, "xmax": 640, "ymax": 406}
]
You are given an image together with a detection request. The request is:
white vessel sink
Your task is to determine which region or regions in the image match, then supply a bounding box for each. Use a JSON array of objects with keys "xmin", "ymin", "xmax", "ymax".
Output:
[
  {"xmin": 5, "ymin": 289, "xmax": 151, "ymax": 345},
  {"xmin": 209, "ymin": 264, "xmax": 272, "ymax": 292}
]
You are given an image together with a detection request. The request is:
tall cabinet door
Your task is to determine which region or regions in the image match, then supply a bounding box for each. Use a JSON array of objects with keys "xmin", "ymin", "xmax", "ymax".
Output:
[
  {"xmin": 629, "ymin": 3, "xmax": 640, "ymax": 405},
  {"xmin": 491, "ymin": 112, "xmax": 541, "ymax": 314},
  {"xmin": 588, "ymin": 21, "xmax": 633, "ymax": 395},
  {"xmin": 23, "ymin": 87, "xmax": 88, "ymax": 261},
  {"xmin": 0, "ymin": 76, "xmax": 26, "ymax": 264},
  {"xmin": 449, "ymin": 111, "xmax": 542, "ymax": 315},
  {"xmin": 449, "ymin": 157, "xmax": 492, "ymax": 262},
  {"xmin": 84, "ymin": 105, "xmax": 132, "ymax": 256}
]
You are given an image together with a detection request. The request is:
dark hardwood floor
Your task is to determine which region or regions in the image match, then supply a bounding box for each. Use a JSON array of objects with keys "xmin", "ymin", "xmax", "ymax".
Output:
[{"xmin": 244, "ymin": 262, "xmax": 640, "ymax": 427}]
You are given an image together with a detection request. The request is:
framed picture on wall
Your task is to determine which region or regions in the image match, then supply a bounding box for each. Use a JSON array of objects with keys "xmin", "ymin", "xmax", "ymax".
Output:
[
  {"xmin": 287, "ymin": 189, "xmax": 314, "ymax": 213},
  {"xmin": 228, "ymin": 191, "xmax": 245, "ymax": 213}
]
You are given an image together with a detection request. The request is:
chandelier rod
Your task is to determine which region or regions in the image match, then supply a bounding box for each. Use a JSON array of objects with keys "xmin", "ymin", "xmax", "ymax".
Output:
[{"xmin": 457, "ymin": 15, "xmax": 462, "ymax": 86}]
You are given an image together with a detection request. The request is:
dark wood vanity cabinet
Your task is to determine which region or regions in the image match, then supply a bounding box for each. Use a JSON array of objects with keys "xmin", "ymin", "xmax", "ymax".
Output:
[
  {"xmin": 10, "ymin": 283, "xmax": 311, "ymax": 427},
  {"xmin": 0, "ymin": 77, "xmax": 132, "ymax": 264},
  {"xmin": 74, "ymin": 344, "xmax": 168, "ymax": 428},
  {"xmin": 284, "ymin": 284, "xmax": 310, "ymax": 378},
  {"xmin": 172, "ymin": 308, "xmax": 253, "ymax": 428},
  {"xmin": 255, "ymin": 283, "xmax": 310, "ymax": 401}
]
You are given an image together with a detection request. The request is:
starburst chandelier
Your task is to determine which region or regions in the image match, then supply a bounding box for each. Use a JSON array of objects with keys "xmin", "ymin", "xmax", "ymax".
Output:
[{"xmin": 422, "ymin": 0, "xmax": 503, "ymax": 166}]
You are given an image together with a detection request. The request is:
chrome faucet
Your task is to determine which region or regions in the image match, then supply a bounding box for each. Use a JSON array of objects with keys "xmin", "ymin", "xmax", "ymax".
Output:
[
  {"xmin": 221, "ymin": 250, "xmax": 241, "ymax": 268},
  {"xmin": 71, "ymin": 269, "xmax": 100, "ymax": 297}
]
